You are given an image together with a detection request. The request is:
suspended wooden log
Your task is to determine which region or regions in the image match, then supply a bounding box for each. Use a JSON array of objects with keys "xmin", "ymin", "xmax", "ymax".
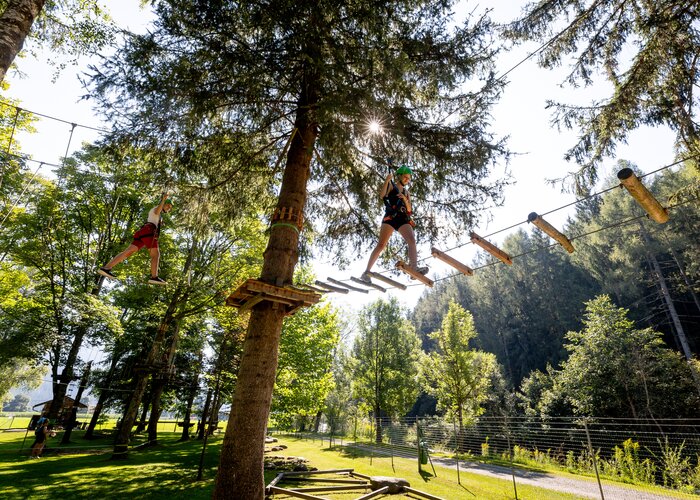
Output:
[
  {"xmin": 527, "ymin": 212, "xmax": 575, "ymax": 253},
  {"xmin": 366, "ymin": 271, "xmax": 407, "ymax": 290},
  {"xmin": 469, "ymin": 231, "xmax": 512, "ymax": 265},
  {"xmin": 617, "ymin": 167, "xmax": 669, "ymax": 223},
  {"xmin": 431, "ymin": 247, "xmax": 473, "ymax": 276},
  {"xmin": 395, "ymin": 261, "xmax": 434, "ymax": 287},
  {"xmin": 350, "ymin": 276, "xmax": 386, "ymax": 292},
  {"xmin": 314, "ymin": 280, "xmax": 349, "ymax": 294},
  {"xmin": 292, "ymin": 284, "xmax": 329, "ymax": 294},
  {"xmin": 327, "ymin": 277, "xmax": 368, "ymax": 294}
]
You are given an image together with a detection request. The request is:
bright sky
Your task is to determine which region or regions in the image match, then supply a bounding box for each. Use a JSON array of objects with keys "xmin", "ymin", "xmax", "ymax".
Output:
[{"xmin": 4, "ymin": 0, "xmax": 677, "ymax": 322}]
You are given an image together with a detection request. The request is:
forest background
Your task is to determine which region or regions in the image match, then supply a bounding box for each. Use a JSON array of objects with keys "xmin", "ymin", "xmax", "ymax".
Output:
[{"xmin": 0, "ymin": 0, "xmax": 698, "ymax": 493}]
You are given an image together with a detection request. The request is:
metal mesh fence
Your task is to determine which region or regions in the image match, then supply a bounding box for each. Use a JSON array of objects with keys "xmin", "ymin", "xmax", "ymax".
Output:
[{"xmin": 278, "ymin": 416, "xmax": 700, "ymax": 499}]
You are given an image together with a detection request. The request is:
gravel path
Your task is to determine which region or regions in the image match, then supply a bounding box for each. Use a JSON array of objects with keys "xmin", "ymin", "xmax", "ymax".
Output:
[{"xmin": 346, "ymin": 443, "xmax": 695, "ymax": 500}]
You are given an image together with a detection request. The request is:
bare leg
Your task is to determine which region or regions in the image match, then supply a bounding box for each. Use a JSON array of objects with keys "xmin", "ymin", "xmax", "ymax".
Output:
[
  {"xmin": 397, "ymin": 224, "xmax": 418, "ymax": 268},
  {"xmin": 149, "ymin": 246, "xmax": 160, "ymax": 278},
  {"xmin": 365, "ymin": 224, "xmax": 395, "ymax": 272},
  {"xmin": 103, "ymin": 244, "xmax": 139, "ymax": 270}
]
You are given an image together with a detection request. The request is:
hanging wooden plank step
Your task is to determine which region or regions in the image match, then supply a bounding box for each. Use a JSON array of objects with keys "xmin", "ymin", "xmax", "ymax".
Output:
[
  {"xmin": 395, "ymin": 261, "xmax": 434, "ymax": 287},
  {"xmin": 431, "ymin": 247, "xmax": 473, "ymax": 276},
  {"xmin": 226, "ymin": 278, "xmax": 321, "ymax": 316},
  {"xmin": 314, "ymin": 280, "xmax": 349, "ymax": 294},
  {"xmin": 327, "ymin": 277, "xmax": 368, "ymax": 293},
  {"xmin": 470, "ymin": 231, "xmax": 512, "ymax": 265},
  {"xmin": 350, "ymin": 276, "xmax": 386, "ymax": 292},
  {"xmin": 366, "ymin": 271, "xmax": 407, "ymax": 290}
]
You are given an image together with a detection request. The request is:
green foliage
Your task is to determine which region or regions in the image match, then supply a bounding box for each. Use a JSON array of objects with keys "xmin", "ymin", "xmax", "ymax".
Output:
[
  {"xmin": 272, "ymin": 303, "xmax": 341, "ymax": 427},
  {"xmin": 544, "ymin": 295, "xmax": 700, "ymax": 418},
  {"xmin": 1, "ymin": 0, "xmax": 116, "ymax": 76},
  {"xmin": 352, "ymin": 297, "xmax": 421, "ymax": 419},
  {"xmin": 420, "ymin": 301, "xmax": 497, "ymax": 426},
  {"xmin": 0, "ymin": 360, "xmax": 44, "ymax": 407},
  {"xmin": 506, "ymin": 0, "xmax": 700, "ymax": 188},
  {"xmin": 88, "ymin": 0, "xmax": 510, "ymax": 264}
]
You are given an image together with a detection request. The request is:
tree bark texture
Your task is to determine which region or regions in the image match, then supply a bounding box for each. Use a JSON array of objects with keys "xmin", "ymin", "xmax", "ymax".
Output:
[
  {"xmin": 179, "ymin": 383, "xmax": 197, "ymax": 441},
  {"xmin": 147, "ymin": 322, "xmax": 180, "ymax": 444},
  {"xmin": 0, "ymin": 0, "xmax": 45, "ymax": 82},
  {"xmin": 197, "ymin": 386, "xmax": 213, "ymax": 440},
  {"xmin": 60, "ymin": 362, "xmax": 91, "ymax": 444},
  {"xmin": 84, "ymin": 353, "xmax": 120, "ymax": 439},
  {"xmin": 213, "ymin": 70, "xmax": 318, "ymax": 499}
]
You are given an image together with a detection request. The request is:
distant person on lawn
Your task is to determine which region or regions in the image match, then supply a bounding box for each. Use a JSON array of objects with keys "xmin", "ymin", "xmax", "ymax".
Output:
[
  {"xmin": 30, "ymin": 418, "xmax": 53, "ymax": 458},
  {"xmin": 98, "ymin": 193, "xmax": 173, "ymax": 285}
]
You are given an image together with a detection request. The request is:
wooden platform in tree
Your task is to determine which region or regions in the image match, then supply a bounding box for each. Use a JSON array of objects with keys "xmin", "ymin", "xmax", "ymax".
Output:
[{"xmin": 226, "ymin": 278, "xmax": 322, "ymax": 316}]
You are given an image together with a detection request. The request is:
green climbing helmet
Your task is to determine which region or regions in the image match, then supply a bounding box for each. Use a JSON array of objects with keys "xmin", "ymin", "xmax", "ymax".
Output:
[{"xmin": 395, "ymin": 165, "xmax": 413, "ymax": 176}]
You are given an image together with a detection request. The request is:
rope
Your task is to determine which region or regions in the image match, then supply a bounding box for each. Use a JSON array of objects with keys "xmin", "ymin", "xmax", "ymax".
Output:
[{"xmin": 0, "ymin": 162, "xmax": 44, "ymax": 231}]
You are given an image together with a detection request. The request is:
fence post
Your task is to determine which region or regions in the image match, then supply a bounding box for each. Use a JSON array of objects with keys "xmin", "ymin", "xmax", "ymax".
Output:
[
  {"xmin": 583, "ymin": 420, "xmax": 605, "ymax": 500},
  {"xmin": 504, "ymin": 416, "xmax": 518, "ymax": 500},
  {"xmin": 453, "ymin": 418, "xmax": 461, "ymax": 485}
]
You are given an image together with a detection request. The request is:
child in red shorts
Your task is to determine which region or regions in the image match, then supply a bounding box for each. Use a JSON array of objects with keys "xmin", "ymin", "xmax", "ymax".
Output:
[{"xmin": 98, "ymin": 193, "xmax": 173, "ymax": 285}]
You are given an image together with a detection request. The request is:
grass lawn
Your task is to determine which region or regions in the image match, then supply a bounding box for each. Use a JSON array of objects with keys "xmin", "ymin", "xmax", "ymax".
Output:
[
  {"xmin": 5, "ymin": 429, "xmax": 689, "ymax": 499},
  {"xmin": 0, "ymin": 429, "xmax": 588, "ymax": 499}
]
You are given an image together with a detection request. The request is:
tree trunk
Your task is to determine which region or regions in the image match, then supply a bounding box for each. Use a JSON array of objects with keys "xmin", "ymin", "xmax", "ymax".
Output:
[
  {"xmin": 375, "ymin": 408, "xmax": 383, "ymax": 444},
  {"xmin": 84, "ymin": 352, "xmax": 121, "ymax": 440},
  {"xmin": 112, "ymin": 240, "xmax": 196, "ymax": 458},
  {"xmin": 178, "ymin": 382, "xmax": 197, "ymax": 442},
  {"xmin": 135, "ymin": 395, "xmax": 150, "ymax": 434},
  {"xmin": 639, "ymin": 222, "xmax": 700, "ymax": 396},
  {"xmin": 146, "ymin": 322, "xmax": 180, "ymax": 445},
  {"xmin": 213, "ymin": 67, "xmax": 319, "ymax": 499},
  {"xmin": 47, "ymin": 278, "xmax": 104, "ymax": 421},
  {"xmin": 0, "ymin": 0, "xmax": 46, "ymax": 83},
  {"xmin": 61, "ymin": 361, "xmax": 91, "ymax": 444},
  {"xmin": 146, "ymin": 382, "xmax": 165, "ymax": 445},
  {"xmin": 197, "ymin": 386, "xmax": 213, "ymax": 440},
  {"xmin": 312, "ymin": 410, "xmax": 323, "ymax": 433}
]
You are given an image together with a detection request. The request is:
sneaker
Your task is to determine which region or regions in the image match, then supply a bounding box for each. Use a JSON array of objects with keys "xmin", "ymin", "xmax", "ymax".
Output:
[
  {"xmin": 359, "ymin": 271, "xmax": 372, "ymax": 284},
  {"xmin": 407, "ymin": 265, "xmax": 429, "ymax": 280},
  {"xmin": 148, "ymin": 276, "xmax": 167, "ymax": 286},
  {"xmin": 97, "ymin": 267, "xmax": 116, "ymax": 279}
]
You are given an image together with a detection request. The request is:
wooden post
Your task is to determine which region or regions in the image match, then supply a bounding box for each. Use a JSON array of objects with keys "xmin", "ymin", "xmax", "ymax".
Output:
[
  {"xmin": 469, "ymin": 232, "xmax": 512, "ymax": 265},
  {"xmin": 527, "ymin": 213, "xmax": 574, "ymax": 253},
  {"xmin": 617, "ymin": 168, "xmax": 669, "ymax": 223}
]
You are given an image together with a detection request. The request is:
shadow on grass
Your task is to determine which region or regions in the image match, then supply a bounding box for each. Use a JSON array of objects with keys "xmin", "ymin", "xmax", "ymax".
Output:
[
  {"xmin": 419, "ymin": 468, "xmax": 434, "ymax": 482},
  {"xmin": 0, "ymin": 434, "xmax": 226, "ymax": 500}
]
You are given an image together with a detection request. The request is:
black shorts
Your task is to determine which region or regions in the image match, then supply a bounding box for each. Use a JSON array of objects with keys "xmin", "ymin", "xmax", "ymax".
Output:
[{"xmin": 382, "ymin": 215, "xmax": 411, "ymax": 231}]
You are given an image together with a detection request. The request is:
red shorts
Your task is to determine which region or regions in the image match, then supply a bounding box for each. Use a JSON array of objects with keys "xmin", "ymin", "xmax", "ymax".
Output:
[{"xmin": 132, "ymin": 223, "xmax": 159, "ymax": 250}]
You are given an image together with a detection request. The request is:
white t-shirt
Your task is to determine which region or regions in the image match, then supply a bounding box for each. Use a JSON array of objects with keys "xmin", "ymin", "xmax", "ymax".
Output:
[{"xmin": 147, "ymin": 206, "xmax": 161, "ymax": 226}]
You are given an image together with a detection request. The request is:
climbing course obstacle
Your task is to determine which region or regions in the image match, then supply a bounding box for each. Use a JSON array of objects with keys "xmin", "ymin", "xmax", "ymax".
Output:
[
  {"xmin": 226, "ymin": 278, "xmax": 321, "ymax": 316},
  {"xmin": 395, "ymin": 260, "xmax": 434, "ymax": 287}
]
